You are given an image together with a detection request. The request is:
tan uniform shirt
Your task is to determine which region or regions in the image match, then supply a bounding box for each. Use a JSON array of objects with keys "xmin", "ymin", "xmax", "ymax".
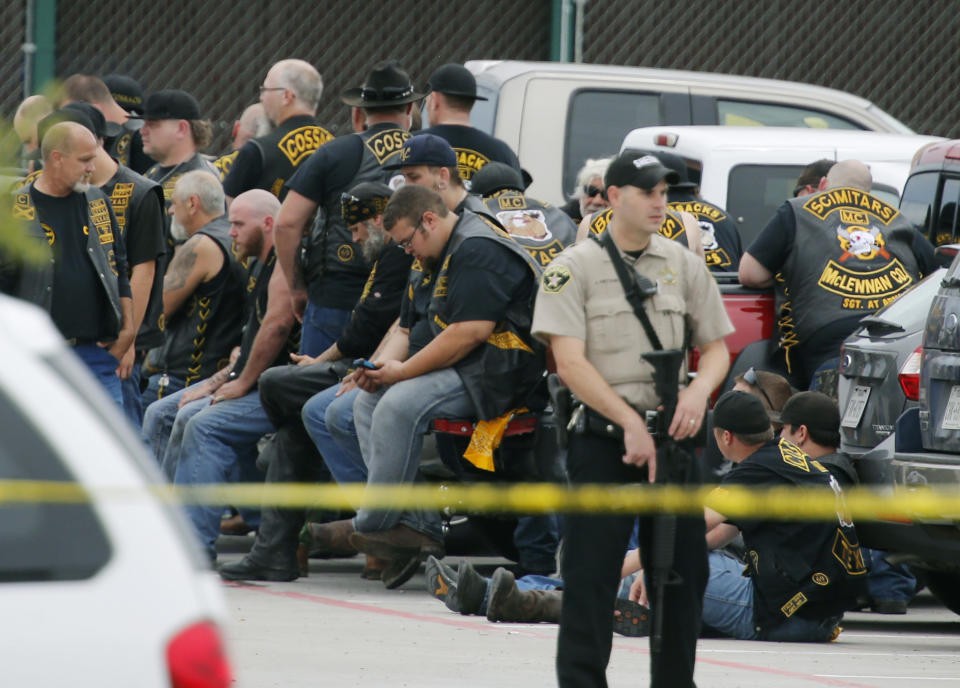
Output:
[{"xmin": 531, "ymin": 232, "xmax": 734, "ymax": 411}]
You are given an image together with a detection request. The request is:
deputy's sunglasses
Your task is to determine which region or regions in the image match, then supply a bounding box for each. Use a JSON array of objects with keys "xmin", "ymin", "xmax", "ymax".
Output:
[
  {"xmin": 742, "ymin": 366, "xmax": 774, "ymax": 410},
  {"xmin": 583, "ymin": 184, "xmax": 606, "ymax": 199}
]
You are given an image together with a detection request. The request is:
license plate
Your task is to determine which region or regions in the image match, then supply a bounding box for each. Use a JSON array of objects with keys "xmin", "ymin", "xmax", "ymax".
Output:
[
  {"xmin": 942, "ymin": 386, "xmax": 960, "ymax": 430},
  {"xmin": 841, "ymin": 385, "xmax": 871, "ymax": 429}
]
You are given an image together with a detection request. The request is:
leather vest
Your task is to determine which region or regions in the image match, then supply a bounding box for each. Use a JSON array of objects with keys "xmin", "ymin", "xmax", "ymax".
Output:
[
  {"xmin": 144, "ymin": 153, "xmax": 221, "ymax": 249},
  {"xmin": 10, "ymin": 184, "xmax": 124, "ymax": 334},
  {"xmin": 668, "ymin": 195, "xmax": 742, "ymax": 271},
  {"xmin": 250, "ymin": 114, "xmax": 333, "ymax": 199},
  {"xmin": 212, "ymin": 151, "xmax": 237, "ymax": 181},
  {"xmin": 105, "ymin": 120, "xmax": 139, "ymax": 168},
  {"xmin": 157, "ymin": 216, "xmax": 246, "ymax": 385},
  {"xmin": 480, "ymin": 190, "xmax": 576, "ymax": 268},
  {"xmin": 588, "ymin": 207, "xmax": 689, "ymax": 247},
  {"xmin": 304, "ymin": 125, "xmax": 409, "ymax": 306},
  {"xmin": 740, "ymin": 439, "xmax": 867, "ymax": 634},
  {"xmin": 782, "ymin": 187, "xmax": 919, "ymax": 342},
  {"xmin": 233, "ymin": 247, "xmax": 299, "ymax": 376},
  {"xmin": 426, "ymin": 211, "xmax": 544, "ymax": 420},
  {"xmin": 101, "ymin": 165, "xmax": 167, "ymax": 349}
]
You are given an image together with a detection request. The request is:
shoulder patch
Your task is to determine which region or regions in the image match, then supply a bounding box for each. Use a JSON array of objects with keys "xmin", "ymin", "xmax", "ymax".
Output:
[
  {"xmin": 542, "ymin": 264, "xmax": 572, "ymax": 293},
  {"xmin": 589, "ymin": 208, "xmax": 613, "ymax": 236},
  {"xmin": 277, "ymin": 125, "xmax": 334, "ymax": 166},
  {"xmin": 365, "ymin": 129, "xmax": 411, "ymax": 165}
]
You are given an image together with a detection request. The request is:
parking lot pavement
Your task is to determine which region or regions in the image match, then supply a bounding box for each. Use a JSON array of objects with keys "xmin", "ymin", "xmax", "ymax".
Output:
[{"xmin": 219, "ymin": 551, "xmax": 960, "ymax": 687}]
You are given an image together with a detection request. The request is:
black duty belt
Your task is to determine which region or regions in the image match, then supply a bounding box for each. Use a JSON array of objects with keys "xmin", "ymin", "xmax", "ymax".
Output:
[{"xmin": 570, "ymin": 405, "xmax": 659, "ymax": 441}]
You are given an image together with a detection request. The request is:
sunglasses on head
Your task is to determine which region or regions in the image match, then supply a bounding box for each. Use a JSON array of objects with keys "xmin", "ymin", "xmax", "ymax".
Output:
[
  {"xmin": 583, "ymin": 184, "xmax": 605, "ymax": 199},
  {"xmin": 742, "ymin": 366, "xmax": 774, "ymax": 410}
]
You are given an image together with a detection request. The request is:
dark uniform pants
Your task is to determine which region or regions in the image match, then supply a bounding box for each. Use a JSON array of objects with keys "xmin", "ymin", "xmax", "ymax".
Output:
[
  {"xmin": 557, "ymin": 431, "xmax": 707, "ymax": 688},
  {"xmin": 244, "ymin": 362, "xmax": 343, "ymax": 569}
]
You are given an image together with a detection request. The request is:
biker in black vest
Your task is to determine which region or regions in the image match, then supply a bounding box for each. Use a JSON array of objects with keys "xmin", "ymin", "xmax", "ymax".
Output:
[
  {"xmin": 223, "ymin": 60, "xmax": 334, "ymax": 203},
  {"xmin": 275, "ymin": 60, "xmax": 417, "ymax": 357},
  {"xmin": 703, "ymin": 391, "xmax": 867, "ymax": 641}
]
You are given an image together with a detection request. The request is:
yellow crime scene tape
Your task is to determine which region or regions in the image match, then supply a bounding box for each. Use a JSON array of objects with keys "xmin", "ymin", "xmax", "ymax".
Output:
[{"xmin": 2, "ymin": 480, "xmax": 960, "ymax": 522}]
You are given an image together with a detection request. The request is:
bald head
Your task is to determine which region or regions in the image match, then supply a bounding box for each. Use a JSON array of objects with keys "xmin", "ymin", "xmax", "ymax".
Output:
[
  {"xmin": 231, "ymin": 188, "xmax": 281, "ymax": 219},
  {"xmin": 234, "ymin": 103, "xmax": 271, "ymax": 149},
  {"xmin": 14, "ymin": 95, "xmax": 53, "ymax": 148},
  {"xmin": 826, "ymin": 160, "xmax": 872, "ymax": 192},
  {"xmin": 40, "ymin": 121, "xmax": 96, "ymax": 162}
]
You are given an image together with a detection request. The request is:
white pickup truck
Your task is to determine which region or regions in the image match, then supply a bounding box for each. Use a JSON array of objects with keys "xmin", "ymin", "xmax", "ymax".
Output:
[
  {"xmin": 465, "ymin": 60, "xmax": 916, "ymax": 206},
  {"xmin": 619, "ymin": 126, "xmax": 943, "ymax": 248}
]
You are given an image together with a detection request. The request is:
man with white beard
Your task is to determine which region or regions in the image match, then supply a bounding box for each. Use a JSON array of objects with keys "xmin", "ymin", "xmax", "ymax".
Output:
[
  {"xmin": 4, "ymin": 120, "xmax": 134, "ymax": 407},
  {"xmin": 140, "ymin": 170, "xmax": 246, "ymax": 407}
]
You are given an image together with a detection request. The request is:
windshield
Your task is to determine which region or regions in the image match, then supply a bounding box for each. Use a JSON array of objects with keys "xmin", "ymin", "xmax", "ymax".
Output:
[{"xmin": 869, "ymin": 268, "xmax": 945, "ymax": 331}]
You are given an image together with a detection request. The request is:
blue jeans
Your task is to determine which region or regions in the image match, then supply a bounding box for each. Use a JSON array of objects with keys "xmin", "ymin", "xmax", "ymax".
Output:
[
  {"xmin": 301, "ymin": 384, "xmax": 367, "ymax": 485},
  {"xmin": 120, "ymin": 360, "xmax": 144, "ymax": 429},
  {"xmin": 513, "ymin": 515, "xmax": 560, "ymax": 573},
  {"xmin": 300, "ymin": 301, "xmax": 351, "ymax": 357},
  {"xmin": 169, "ymin": 390, "xmax": 275, "ymax": 557},
  {"xmin": 864, "ymin": 547, "xmax": 916, "ymax": 602},
  {"xmin": 141, "ymin": 373, "xmax": 186, "ymax": 413},
  {"xmin": 141, "ymin": 385, "xmax": 199, "ymax": 478},
  {"xmin": 352, "ymin": 368, "xmax": 474, "ymax": 541},
  {"xmin": 702, "ymin": 551, "xmax": 840, "ymax": 641},
  {"xmin": 72, "ymin": 343, "xmax": 123, "ymax": 409}
]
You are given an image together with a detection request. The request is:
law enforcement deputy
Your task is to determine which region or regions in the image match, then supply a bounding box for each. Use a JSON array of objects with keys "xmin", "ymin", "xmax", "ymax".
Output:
[
  {"xmin": 739, "ymin": 160, "xmax": 935, "ymax": 388},
  {"xmin": 418, "ymin": 63, "xmax": 522, "ymax": 182},
  {"xmin": 532, "ymin": 151, "xmax": 733, "ymax": 688},
  {"xmin": 651, "ymin": 149, "xmax": 743, "ymax": 273},
  {"xmin": 4, "ymin": 121, "xmax": 134, "ymax": 408},
  {"xmin": 222, "ymin": 59, "xmax": 332, "ymax": 203},
  {"xmin": 62, "ymin": 101, "xmax": 166, "ymax": 427},
  {"xmin": 703, "ymin": 391, "xmax": 867, "ymax": 641},
  {"xmin": 471, "ymin": 161, "xmax": 576, "ymax": 267},
  {"xmin": 275, "ymin": 60, "xmax": 414, "ymax": 356}
]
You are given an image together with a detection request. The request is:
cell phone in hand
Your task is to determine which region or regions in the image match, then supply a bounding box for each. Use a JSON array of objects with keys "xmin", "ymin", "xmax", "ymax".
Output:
[{"xmin": 352, "ymin": 358, "xmax": 380, "ymax": 370}]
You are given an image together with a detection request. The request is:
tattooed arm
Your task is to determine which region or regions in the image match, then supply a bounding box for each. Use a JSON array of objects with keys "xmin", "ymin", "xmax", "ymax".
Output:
[{"xmin": 162, "ymin": 233, "xmax": 225, "ymax": 318}]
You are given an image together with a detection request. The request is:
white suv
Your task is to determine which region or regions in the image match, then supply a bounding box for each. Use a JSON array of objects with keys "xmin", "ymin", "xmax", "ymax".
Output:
[{"xmin": 0, "ymin": 296, "xmax": 231, "ymax": 687}]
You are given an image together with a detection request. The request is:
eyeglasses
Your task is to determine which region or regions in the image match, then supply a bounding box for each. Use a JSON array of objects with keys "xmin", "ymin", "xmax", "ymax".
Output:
[
  {"xmin": 793, "ymin": 184, "xmax": 811, "ymax": 198},
  {"xmin": 396, "ymin": 219, "xmax": 423, "ymax": 250},
  {"xmin": 583, "ymin": 184, "xmax": 605, "ymax": 199},
  {"xmin": 259, "ymin": 85, "xmax": 286, "ymax": 94},
  {"xmin": 742, "ymin": 366, "xmax": 774, "ymax": 410}
]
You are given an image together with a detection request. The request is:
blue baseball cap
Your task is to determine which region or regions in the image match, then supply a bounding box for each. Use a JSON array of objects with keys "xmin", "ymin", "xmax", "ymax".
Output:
[{"xmin": 384, "ymin": 134, "xmax": 457, "ymax": 169}]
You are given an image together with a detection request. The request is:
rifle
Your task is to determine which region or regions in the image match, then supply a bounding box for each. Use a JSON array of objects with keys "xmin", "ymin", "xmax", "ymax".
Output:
[{"xmin": 641, "ymin": 348, "xmax": 689, "ymax": 656}]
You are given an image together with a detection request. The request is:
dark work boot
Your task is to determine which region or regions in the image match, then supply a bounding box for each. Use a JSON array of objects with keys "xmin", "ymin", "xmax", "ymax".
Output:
[{"xmin": 486, "ymin": 568, "xmax": 562, "ymax": 623}]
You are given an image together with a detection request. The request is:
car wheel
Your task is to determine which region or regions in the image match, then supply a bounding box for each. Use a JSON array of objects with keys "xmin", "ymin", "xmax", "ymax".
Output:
[{"xmin": 924, "ymin": 571, "xmax": 960, "ymax": 615}]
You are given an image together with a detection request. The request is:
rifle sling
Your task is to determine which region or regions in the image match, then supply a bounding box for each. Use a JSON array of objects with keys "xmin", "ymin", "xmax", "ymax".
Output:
[{"xmin": 595, "ymin": 230, "xmax": 664, "ymax": 351}]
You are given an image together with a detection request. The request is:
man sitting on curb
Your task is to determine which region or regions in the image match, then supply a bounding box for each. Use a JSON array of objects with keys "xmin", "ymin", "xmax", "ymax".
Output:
[
  {"xmin": 778, "ymin": 391, "xmax": 916, "ymax": 614},
  {"xmin": 686, "ymin": 390, "xmax": 867, "ymax": 641}
]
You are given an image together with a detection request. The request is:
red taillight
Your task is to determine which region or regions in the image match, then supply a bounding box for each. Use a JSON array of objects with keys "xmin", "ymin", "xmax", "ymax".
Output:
[
  {"xmin": 898, "ymin": 346, "xmax": 923, "ymax": 401},
  {"xmin": 167, "ymin": 621, "xmax": 232, "ymax": 688},
  {"xmin": 654, "ymin": 132, "xmax": 678, "ymax": 147}
]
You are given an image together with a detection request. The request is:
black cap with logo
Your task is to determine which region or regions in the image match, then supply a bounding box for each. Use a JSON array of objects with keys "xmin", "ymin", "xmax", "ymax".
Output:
[
  {"xmin": 384, "ymin": 134, "xmax": 457, "ymax": 170},
  {"xmin": 103, "ymin": 74, "xmax": 145, "ymax": 118},
  {"xmin": 341, "ymin": 182, "xmax": 393, "ymax": 225},
  {"xmin": 605, "ymin": 150, "xmax": 680, "ymax": 190}
]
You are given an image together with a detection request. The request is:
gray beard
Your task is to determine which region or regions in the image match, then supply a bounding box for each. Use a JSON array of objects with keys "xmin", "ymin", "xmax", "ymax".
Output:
[
  {"xmin": 362, "ymin": 229, "xmax": 388, "ymax": 262},
  {"xmin": 169, "ymin": 217, "xmax": 190, "ymax": 242},
  {"xmin": 72, "ymin": 180, "xmax": 90, "ymax": 193}
]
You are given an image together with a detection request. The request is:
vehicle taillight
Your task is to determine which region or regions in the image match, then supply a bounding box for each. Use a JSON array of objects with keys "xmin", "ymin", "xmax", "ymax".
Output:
[
  {"xmin": 898, "ymin": 346, "xmax": 923, "ymax": 401},
  {"xmin": 654, "ymin": 132, "xmax": 678, "ymax": 147},
  {"xmin": 167, "ymin": 621, "xmax": 232, "ymax": 688}
]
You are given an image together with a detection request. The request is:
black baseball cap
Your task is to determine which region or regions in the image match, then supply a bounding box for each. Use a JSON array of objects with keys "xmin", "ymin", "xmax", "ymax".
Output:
[
  {"xmin": 605, "ymin": 150, "xmax": 680, "ymax": 190},
  {"xmin": 713, "ymin": 391, "xmax": 772, "ymax": 435},
  {"xmin": 470, "ymin": 161, "xmax": 524, "ymax": 196},
  {"xmin": 143, "ymin": 89, "xmax": 202, "ymax": 120},
  {"xmin": 384, "ymin": 134, "xmax": 457, "ymax": 170},
  {"xmin": 103, "ymin": 74, "xmax": 145, "ymax": 118},
  {"xmin": 630, "ymin": 148, "xmax": 697, "ymax": 191},
  {"xmin": 426, "ymin": 63, "xmax": 487, "ymax": 101},
  {"xmin": 341, "ymin": 182, "xmax": 393, "ymax": 225},
  {"xmin": 776, "ymin": 391, "xmax": 840, "ymax": 433},
  {"xmin": 37, "ymin": 108, "xmax": 97, "ymax": 145},
  {"xmin": 63, "ymin": 101, "xmax": 123, "ymax": 139}
]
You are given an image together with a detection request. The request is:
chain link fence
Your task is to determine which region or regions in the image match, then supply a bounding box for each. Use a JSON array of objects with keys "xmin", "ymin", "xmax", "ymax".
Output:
[
  {"xmin": 582, "ymin": 0, "xmax": 960, "ymax": 138},
  {"xmin": 53, "ymin": 0, "xmax": 551, "ymax": 153},
  {"xmin": 1, "ymin": 1, "xmax": 955, "ymax": 146}
]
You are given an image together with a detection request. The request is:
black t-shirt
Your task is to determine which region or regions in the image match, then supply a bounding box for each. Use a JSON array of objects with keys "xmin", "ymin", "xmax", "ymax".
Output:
[
  {"xmin": 285, "ymin": 130, "xmax": 367, "ymax": 203},
  {"xmin": 221, "ymin": 142, "xmax": 262, "ymax": 199},
  {"xmin": 336, "ymin": 244, "xmax": 413, "ymax": 358},
  {"xmin": 31, "ymin": 187, "xmax": 113, "ymax": 340},
  {"xmin": 103, "ymin": 172, "xmax": 166, "ymax": 271},
  {"xmin": 419, "ymin": 124, "xmax": 522, "ymax": 180}
]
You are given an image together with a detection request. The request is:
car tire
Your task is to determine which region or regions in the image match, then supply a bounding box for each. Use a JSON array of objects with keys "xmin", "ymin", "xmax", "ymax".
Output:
[{"xmin": 924, "ymin": 571, "xmax": 960, "ymax": 615}]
